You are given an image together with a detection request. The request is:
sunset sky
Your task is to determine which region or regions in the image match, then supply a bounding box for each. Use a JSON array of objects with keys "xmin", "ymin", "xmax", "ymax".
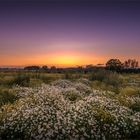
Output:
[{"xmin": 0, "ymin": 0, "xmax": 140, "ymax": 67}]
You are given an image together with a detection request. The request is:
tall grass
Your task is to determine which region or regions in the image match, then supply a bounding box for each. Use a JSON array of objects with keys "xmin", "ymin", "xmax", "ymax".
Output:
[
  {"xmin": 12, "ymin": 74, "xmax": 30, "ymax": 86},
  {"xmin": 89, "ymin": 69, "xmax": 123, "ymax": 93}
]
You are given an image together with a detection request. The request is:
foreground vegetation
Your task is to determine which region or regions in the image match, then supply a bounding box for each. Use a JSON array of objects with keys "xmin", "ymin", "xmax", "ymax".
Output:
[{"xmin": 0, "ymin": 70, "xmax": 140, "ymax": 139}]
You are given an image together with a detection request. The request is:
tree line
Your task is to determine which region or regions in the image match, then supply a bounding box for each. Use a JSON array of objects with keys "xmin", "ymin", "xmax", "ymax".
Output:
[
  {"xmin": 23, "ymin": 59, "xmax": 140, "ymax": 73},
  {"xmin": 106, "ymin": 59, "xmax": 139, "ymax": 72}
]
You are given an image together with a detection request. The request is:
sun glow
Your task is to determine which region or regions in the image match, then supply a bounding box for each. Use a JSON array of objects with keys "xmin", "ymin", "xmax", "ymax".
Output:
[{"xmin": 49, "ymin": 55, "xmax": 81, "ymax": 66}]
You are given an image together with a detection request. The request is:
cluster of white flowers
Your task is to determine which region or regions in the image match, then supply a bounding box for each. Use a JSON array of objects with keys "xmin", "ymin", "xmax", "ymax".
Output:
[{"xmin": 0, "ymin": 79, "xmax": 140, "ymax": 140}]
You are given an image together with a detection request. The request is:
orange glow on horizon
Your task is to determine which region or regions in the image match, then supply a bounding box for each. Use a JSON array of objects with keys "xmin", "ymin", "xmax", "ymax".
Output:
[
  {"xmin": 0, "ymin": 53, "xmax": 107, "ymax": 67},
  {"xmin": 0, "ymin": 44, "xmax": 139, "ymax": 67},
  {"xmin": 49, "ymin": 55, "xmax": 81, "ymax": 66}
]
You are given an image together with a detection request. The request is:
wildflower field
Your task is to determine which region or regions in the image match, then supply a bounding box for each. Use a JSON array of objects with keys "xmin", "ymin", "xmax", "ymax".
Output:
[{"xmin": 0, "ymin": 71, "xmax": 140, "ymax": 140}]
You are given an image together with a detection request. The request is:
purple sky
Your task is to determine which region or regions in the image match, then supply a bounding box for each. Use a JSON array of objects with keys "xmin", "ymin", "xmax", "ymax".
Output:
[{"xmin": 0, "ymin": 0, "xmax": 140, "ymax": 67}]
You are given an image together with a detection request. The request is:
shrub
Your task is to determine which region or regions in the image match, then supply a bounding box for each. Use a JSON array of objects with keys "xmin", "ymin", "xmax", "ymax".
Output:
[
  {"xmin": 64, "ymin": 72, "xmax": 73, "ymax": 79},
  {"xmin": 76, "ymin": 78, "xmax": 90, "ymax": 86},
  {"xmin": 90, "ymin": 70, "xmax": 121, "ymax": 84},
  {"xmin": 0, "ymin": 76, "xmax": 14, "ymax": 86},
  {"xmin": 89, "ymin": 69, "xmax": 107, "ymax": 81},
  {"xmin": 89, "ymin": 70, "xmax": 122, "ymax": 93},
  {"xmin": 91, "ymin": 81, "xmax": 119, "ymax": 93},
  {"xmin": 52, "ymin": 79, "xmax": 74, "ymax": 88},
  {"xmin": 130, "ymin": 102, "xmax": 140, "ymax": 112},
  {"xmin": 12, "ymin": 74, "xmax": 30, "ymax": 87},
  {"xmin": 0, "ymin": 88, "xmax": 17, "ymax": 106},
  {"xmin": 39, "ymin": 75, "xmax": 55, "ymax": 84},
  {"xmin": 75, "ymin": 82, "xmax": 92, "ymax": 94},
  {"xmin": 29, "ymin": 79, "xmax": 43, "ymax": 87},
  {"xmin": 64, "ymin": 91, "xmax": 82, "ymax": 101},
  {"xmin": 120, "ymin": 87, "xmax": 140, "ymax": 96}
]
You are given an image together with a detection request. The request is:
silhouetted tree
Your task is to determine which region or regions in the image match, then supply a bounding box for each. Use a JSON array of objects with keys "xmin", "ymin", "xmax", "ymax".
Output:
[
  {"xmin": 124, "ymin": 60, "xmax": 129, "ymax": 68},
  {"xmin": 42, "ymin": 66, "xmax": 48, "ymax": 71},
  {"xmin": 76, "ymin": 66, "xmax": 83, "ymax": 73},
  {"xmin": 124, "ymin": 59, "xmax": 139, "ymax": 68},
  {"xmin": 136, "ymin": 61, "xmax": 139, "ymax": 68},
  {"xmin": 86, "ymin": 65, "xmax": 94, "ymax": 69},
  {"xmin": 106, "ymin": 59, "xmax": 123, "ymax": 71},
  {"xmin": 24, "ymin": 66, "xmax": 40, "ymax": 71},
  {"xmin": 50, "ymin": 66, "xmax": 57, "ymax": 73}
]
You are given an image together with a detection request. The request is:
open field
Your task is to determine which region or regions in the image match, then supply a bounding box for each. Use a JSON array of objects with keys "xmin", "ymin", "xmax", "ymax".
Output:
[
  {"xmin": 0, "ymin": 70, "xmax": 140, "ymax": 139},
  {"xmin": 1, "ymin": 0, "xmax": 140, "ymax": 139}
]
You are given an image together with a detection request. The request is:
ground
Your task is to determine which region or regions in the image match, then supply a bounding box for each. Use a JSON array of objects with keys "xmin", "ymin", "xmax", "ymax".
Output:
[{"xmin": 0, "ymin": 70, "xmax": 140, "ymax": 139}]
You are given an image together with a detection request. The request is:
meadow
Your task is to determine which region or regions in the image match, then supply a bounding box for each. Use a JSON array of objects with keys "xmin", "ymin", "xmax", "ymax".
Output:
[{"xmin": 0, "ymin": 70, "xmax": 140, "ymax": 139}]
